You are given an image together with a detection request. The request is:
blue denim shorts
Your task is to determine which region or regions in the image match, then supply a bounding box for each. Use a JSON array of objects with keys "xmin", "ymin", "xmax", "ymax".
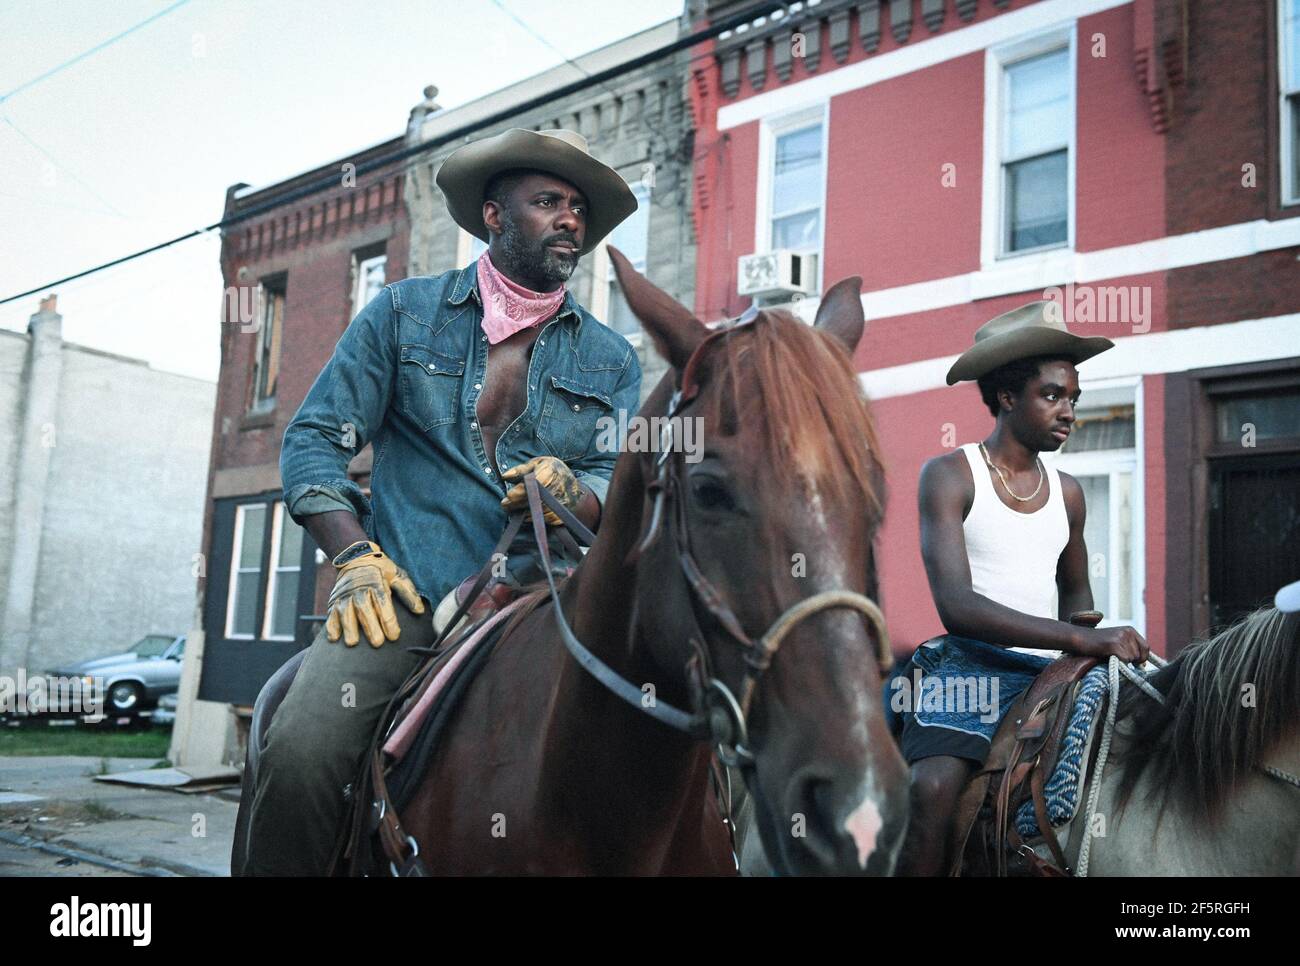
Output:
[{"xmin": 883, "ymin": 635, "xmax": 1054, "ymax": 766}]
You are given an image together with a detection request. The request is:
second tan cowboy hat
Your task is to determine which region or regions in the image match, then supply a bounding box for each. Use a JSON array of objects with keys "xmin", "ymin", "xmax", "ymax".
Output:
[
  {"xmin": 436, "ymin": 128, "xmax": 637, "ymax": 257},
  {"xmin": 946, "ymin": 299, "xmax": 1115, "ymax": 385}
]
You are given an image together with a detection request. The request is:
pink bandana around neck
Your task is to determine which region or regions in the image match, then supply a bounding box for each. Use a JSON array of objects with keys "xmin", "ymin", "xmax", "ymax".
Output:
[{"xmin": 476, "ymin": 253, "xmax": 566, "ymax": 345}]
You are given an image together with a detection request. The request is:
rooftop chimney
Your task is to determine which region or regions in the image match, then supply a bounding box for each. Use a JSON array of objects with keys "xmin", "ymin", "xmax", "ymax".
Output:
[{"xmin": 28, "ymin": 293, "xmax": 62, "ymax": 337}]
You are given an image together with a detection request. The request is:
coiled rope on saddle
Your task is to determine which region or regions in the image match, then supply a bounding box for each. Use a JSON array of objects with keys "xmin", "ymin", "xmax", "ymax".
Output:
[{"xmin": 1076, "ymin": 653, "xmax": 1165, "ymax": 878}]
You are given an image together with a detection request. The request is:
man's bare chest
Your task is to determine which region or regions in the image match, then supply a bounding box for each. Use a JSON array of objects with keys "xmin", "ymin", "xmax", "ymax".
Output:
[{"xmin": 476, "ymin": 328, "xmax": 540, "ymax": 444}]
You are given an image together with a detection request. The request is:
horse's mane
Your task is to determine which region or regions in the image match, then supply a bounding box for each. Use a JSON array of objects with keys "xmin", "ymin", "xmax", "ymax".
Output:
[
  {"xmin": 1113, "ymin": 606, "xmax": 1300, "ymax": 822},
  {"xmin": 499, "ymin": 310, "xmax": 887, "ymax": 630},
  {"xmin": 698, "ymin": 309, "xmax": 885, "ymax": 523}
]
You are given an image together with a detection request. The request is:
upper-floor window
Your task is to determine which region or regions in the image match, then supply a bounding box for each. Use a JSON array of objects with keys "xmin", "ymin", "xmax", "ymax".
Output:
[
  {"xmin": 1280, "ymin": 0, "xmax": 1300, "ymax": 204},
  {"xmin": 352, "ymin": 246, "xmax": 387, "ymax": 317},
  {"xmin": 1002, "ymin": 49, "xmax": 1070, "ymax": 253},
  {"xmin": 251, "ymin": 276, "xmax": 285, "ymax": 412},
  {"xmin": 604, "ymin": 181, "xmax": 652, "ymax": 338},
  {"xmin": 983, "ymin": 29, "xmax": 1074, "ymax": 263},
  {"xmin": 457, "ymin": 228, "xmax": 488, "ymax": 269},
  {"xmin": 768, "ymin": 118, "xmax": 825, "ymax": 264}
]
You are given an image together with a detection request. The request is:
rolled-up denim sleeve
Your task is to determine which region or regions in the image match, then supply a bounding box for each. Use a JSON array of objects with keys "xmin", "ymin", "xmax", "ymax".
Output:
[
  {"xmin": 280, "ymin": 287, "xmax": 397, "ymax": 528},
  {"xmin": 571, "ymin": 346, "xmax": 641, "ymax": 510}
]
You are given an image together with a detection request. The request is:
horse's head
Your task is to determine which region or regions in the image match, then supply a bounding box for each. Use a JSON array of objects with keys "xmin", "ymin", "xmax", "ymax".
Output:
[{"xmin": 607, "ymin": 248, "xmax": 909, "ymax": 875}]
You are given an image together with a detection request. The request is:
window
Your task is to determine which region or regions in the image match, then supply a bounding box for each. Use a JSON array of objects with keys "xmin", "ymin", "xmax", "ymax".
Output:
[
  {"xmin": 771, "ymin": 123, "xmax": 824, "ymax": 252},
  {"xmin": 263, "ymin": 503, "xmax": 305, "ymax": 640},
  {"xmin": 225, "ymin": 504, "xmax": 267, "ymax": 639},
  {"xmin": 132, "ymin": 635, "xmax": 178, "ymax": 658},
  {"xmin": 983, "ymin": 29, "xmax": 1074, "ymax": 262},
  {"xmin": 352, "ymin": 247, "xmax": 387, "ymax": 317},
  {"xmin": 1281, "ymin": 0, "xmax": 1300, "ymax": 204},
  {"xmin": 1045, "ymin": 399, "xmax": 1143, "ymax": 632},
  {"xmin": 755, "ymin": 105, "xmax": 826, "ymax": 295},
  {"xmin": 604, "ymin": 182, "xmax": 652, "ymax": 338},
  {"xmin": 251, "ymin": 277, "xmax": 285, "ymax": 412},
  {"xmin": 1002, "ymin": 50, "xmax": 1070, "ymax": 252},
  {"xmin": 457, "ymin": 228, "xmax": 488, "ymax": 268},
  {"xmin": 1216, "ymin": 386, "xmax": 1300, "ymax": 443},
  {"xmin": 223, "ymin": 500, "xmax": 306, "ymax": 641}
]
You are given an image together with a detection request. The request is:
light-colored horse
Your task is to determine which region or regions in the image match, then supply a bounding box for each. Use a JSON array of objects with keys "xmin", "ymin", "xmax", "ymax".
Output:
[
  {"xmin": 739, "ymin": 605, "xmax": 1300, "ymax": 876},
  {"xmin": 1058, "ymin": 605, "xmax": 1300, "ymax": 876}
]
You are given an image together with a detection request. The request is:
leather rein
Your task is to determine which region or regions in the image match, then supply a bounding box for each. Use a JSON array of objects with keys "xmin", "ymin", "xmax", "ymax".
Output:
[{"xmin": 525, "ymin": 317, "xmax": 894, "ymax": 770}]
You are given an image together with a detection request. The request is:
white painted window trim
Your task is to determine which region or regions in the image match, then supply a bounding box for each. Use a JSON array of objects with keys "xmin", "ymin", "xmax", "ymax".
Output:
[
  {"xmin": 250, "ymin": 284, "xmax": 279, "ymax": 413},
  {"xmin": 591, "ymin": 180, "xmax": 652, "ymax": 346},
  {"xmin": 755, "ymin": 102, "xmax": 829, "ymax": 294},
  {"xmin": 261, "ymin": 502, "xmax": 301, "ymax": 642},
  {"xmin": 1279, "ymin": 0, "xmax": 1300, "ymax": 205},
  {"xmin": 980, "ymin": 23, "xmax": 1077, "ymax": 268},
  {"xmin": 1042, "ymin": 375, "xmax": 1145, "ymax": 635},
  {"xmin": 223, "ymin": 503, "xmax": 262, "ymax": 641},
  {"xmin": 351, "ymin": 252, "xmax": 387, "ymax": 319},
  {"xmin": 457, "ymin": 228, "xmax": 487, "ymax": 268}
]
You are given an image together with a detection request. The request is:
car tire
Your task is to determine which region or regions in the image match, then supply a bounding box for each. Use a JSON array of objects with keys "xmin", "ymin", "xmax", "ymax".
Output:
[{"xmin": 107, "ymin": 681, "xmax": 143, "ymax": 715}]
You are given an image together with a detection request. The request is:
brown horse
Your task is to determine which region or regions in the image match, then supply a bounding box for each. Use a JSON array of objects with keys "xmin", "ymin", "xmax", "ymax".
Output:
[
  {"xmin": 390, "ymin": 252, "xmax": 909, "ymax": 874},
  {"xmin": 246, "ymin": 252, "xmax": 910, "ymax": 875}
]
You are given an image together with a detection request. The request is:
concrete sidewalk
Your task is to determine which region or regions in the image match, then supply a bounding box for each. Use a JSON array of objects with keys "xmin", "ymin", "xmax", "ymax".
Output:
[{"xmin": 0, "ymin": 756, "xmax": 238, "ymax": 876}]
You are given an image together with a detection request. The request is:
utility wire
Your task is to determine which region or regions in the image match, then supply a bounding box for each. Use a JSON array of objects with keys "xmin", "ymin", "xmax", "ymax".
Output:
[
  {"xmin": 1, "ymin": 116, "xmax": 129, "ymax": 218},
  {"xmin": 0, "ymin": 0, "xmax": 196, "ymax": 106},
  {"xmin": 1, "ymin": 0, "xmax": 787, "ymax": 307},
  {"xmin": 488, "ymin": 0, "xmax": 680, "ymax": 158}
]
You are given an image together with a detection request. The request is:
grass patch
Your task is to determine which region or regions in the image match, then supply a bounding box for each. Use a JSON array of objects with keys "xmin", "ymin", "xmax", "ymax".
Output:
[{"xmin": 0, "ymin": 722, "xmax": 171, "ymax": 759}]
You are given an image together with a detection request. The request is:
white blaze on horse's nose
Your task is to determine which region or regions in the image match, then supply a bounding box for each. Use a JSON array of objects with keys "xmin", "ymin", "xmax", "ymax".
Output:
[{"xmin": 843, "ymin": 794, "xmax": 883, "ymax": 868}]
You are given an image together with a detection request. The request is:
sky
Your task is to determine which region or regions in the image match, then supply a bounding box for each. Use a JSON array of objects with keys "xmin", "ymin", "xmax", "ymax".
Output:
[{"xmin": 0, "ymin": 0, "xmax": 685, "ymax": 381}]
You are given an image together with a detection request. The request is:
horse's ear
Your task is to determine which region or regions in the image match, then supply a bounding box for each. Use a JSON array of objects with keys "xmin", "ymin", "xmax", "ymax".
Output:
[
  {"xmin": 608, "ymin": 245, "xmax": 706, "ymax": 371},
  {"xmin": 813, "ymin": 275, "xmax": 866, "ymax": 354}
]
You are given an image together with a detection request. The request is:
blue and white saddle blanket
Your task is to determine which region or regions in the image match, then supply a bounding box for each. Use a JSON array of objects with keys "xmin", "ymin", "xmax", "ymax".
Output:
[{"xmin": 1014, "ymin": 665, "xmax": 1109, "ymax": 838}]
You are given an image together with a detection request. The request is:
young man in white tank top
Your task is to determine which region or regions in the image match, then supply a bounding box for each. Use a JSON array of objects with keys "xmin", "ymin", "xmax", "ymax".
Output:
[{"xmin": 894, "ymin": 301, "xmax": 1149, "ymax": 876}]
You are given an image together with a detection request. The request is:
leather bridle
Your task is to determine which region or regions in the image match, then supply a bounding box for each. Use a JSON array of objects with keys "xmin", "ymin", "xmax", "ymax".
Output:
[{"xmin": 526, "ymin": 316, "xmax": 893, "ymax": 771}]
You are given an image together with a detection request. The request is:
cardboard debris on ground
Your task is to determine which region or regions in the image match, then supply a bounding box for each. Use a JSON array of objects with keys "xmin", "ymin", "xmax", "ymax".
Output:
[{"xmin": 93, "ymin": 765, "xmax": 241, "ymax": 794}]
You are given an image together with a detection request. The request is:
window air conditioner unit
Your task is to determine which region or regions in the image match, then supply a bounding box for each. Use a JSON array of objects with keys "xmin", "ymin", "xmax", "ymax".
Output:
[{"xmin": 737, "ymin": 250, "xmax": 814, "ymax": 301}]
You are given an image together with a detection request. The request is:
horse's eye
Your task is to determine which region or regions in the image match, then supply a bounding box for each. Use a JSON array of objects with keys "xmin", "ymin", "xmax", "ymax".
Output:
[{"xmin": 691, "ymin": 479, "xmax": 735, "ymax": 512}]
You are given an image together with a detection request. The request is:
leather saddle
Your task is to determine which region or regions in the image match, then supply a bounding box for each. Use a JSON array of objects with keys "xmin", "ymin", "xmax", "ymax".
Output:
[{"xmin": 948, "ymin": 653, "xmax": 1099, "ymax": 876}]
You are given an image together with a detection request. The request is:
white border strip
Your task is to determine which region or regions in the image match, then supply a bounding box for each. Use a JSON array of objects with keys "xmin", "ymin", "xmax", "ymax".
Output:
[
  {"xmin": 716, "ymin": 0, "xmax": 1132, "ymax": 131},
  {"xmin": 859, "ymin": 312, "xmax": 1300, "ymax": 400},
  {"xmin": 781, "ymin": 215, "xmax": 1300, "ymax": 325},
  {"xmin": 866, "ymin": 217, "xmax": 1300, "ymax": 321}
]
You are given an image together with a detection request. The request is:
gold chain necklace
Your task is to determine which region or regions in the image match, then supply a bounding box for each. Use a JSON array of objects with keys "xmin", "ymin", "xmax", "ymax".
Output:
[{"xmin": 979, "ymin": 442, "xmax": 1044, "ymax": 503}]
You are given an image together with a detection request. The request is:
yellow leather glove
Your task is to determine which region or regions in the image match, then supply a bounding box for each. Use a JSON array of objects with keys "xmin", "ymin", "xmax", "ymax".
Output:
[
  {"xmin": 500, "ymin": 456, "xmax": 584, "ymax": 527},
  {"xmin": 325, "ymin": 541, "xmax": 425, "ymax": 647}
]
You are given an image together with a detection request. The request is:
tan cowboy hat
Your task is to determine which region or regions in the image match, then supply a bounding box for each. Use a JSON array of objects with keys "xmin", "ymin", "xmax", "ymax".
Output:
[
  {"xmin": 945, "ymin": 300, "xmax": 1114, "ymax": 385},
  {"xmin": 435, "ymin": 128, "xmax": 637, "ymax": 256}
]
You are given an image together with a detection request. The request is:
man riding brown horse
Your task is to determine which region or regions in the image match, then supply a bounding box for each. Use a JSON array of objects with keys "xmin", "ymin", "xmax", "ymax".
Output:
[{"xmin": 237, "ymin": 128, "xmax": 640, "ymax": 875}]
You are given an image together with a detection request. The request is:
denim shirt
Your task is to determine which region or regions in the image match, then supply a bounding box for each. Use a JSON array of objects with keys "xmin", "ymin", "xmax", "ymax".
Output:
[{"xmin": 280, "ymin": 263, "xmax": 642, "ymax": 604}]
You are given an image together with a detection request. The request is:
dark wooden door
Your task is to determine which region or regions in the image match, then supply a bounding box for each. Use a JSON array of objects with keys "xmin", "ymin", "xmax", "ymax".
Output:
[{"xmin": 1208, "ymin": 454, "xmax": 1300, "ymax": 631}]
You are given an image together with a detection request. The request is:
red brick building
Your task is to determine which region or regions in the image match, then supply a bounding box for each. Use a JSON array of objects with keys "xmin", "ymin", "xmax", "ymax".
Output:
[
  {"xmin": 687, "ymin": 0, "xmax": 1300, "ymax": 657},
  {"xmin": 194, "ymin": 139, "xmax": 409, "ymax": 706}
]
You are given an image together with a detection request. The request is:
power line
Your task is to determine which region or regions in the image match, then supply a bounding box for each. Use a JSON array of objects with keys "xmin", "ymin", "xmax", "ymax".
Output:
[
  {"xmin": 488, "ymin": 0, "xmax": 681, "ymax": 158},
  {"xmin": 1, "ymin": 116, "xmax": 129, "ymax": 218},
  {"xmin": 0, "ymin": 0, "xmax": 196, "ymax": 106},
  {"xmin": 1, "ymin": 0, "xmax": 787, "ymax": 307}
]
